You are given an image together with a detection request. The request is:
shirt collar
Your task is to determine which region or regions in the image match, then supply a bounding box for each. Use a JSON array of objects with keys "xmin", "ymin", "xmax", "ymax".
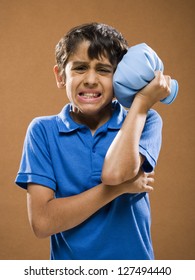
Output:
[
  {"xmin": 56, "ymin": 101, "xmax": 127, "ymax": 133},
  {"xmin": 107, "ymin": 100, "xmax": 127, "ymax": 129}
]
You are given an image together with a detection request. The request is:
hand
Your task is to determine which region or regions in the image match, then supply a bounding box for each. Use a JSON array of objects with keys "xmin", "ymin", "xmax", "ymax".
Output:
[
  {"xmin": 135, "ymin": 71, "xmax": 171, "ymax": 110},
  {"xmin": 121, "ymin": 169, "xmax": 155, "ymax": 194}
]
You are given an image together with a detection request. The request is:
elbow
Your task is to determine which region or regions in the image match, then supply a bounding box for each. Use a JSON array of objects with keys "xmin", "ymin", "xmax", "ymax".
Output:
[
  {"xmin": 30, "ymin": 219, "xmax": 50, "ymax": 239},
  {"xmin": 101, "ymin": 172, "xmax": 122, "ymax": 186},
  {"xmin": 33, "ymin": 230, "xmax": 48, "ymax": 239},
  {"xmin": 102, "ymin": 167, "xmax": 139, "ymax": 186}
]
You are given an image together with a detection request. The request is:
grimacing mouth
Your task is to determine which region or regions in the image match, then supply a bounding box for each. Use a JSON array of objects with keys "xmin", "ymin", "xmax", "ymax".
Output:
[{"xmin": 78, "ymin": 92, "xmax": 102, "ymax": 98}]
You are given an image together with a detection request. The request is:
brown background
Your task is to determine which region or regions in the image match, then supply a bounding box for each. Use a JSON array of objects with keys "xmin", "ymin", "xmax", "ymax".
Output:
[{"xmin": 0, "ymin": 0, "xmax": 194, "ymax": 260}]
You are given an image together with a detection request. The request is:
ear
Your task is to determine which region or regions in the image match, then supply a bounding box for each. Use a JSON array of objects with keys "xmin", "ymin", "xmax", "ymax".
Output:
[{"xmin": 53, "ymin": 65, "xmax": 65, "ymax": 89}]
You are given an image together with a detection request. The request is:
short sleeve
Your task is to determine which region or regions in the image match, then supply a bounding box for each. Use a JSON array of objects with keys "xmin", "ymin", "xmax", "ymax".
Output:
[
  {"xmin": 15, "ymin": 118, "xmax": 56, "ymax": 190},
  {"xmin": 139, "ymin": 109, "xmax": 163, "ymax": 172}
]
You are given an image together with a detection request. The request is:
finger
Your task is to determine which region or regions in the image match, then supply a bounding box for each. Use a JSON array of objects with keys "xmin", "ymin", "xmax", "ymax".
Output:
[
  {"xmin": 154, "ymin": 70, "xmax": 162, "ymax": 77},
  {"xmin": 164, "ymin": 75, "xmax": 171, "ymax": 92},
  {"xmin": 154, "ymin": 72, "xmax": 170, "ymax": 89},
  {"xmin": 147, "ymin": 177, "xmax": 155, "ymax": 184},
  {"xmin": 144, "ymin": 185, "xmax": 154, "ymax": 193}
]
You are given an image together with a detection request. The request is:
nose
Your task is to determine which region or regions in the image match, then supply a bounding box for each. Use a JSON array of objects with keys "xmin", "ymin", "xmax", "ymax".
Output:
[{"xmin": 83, "ymin": 70, "xmax": 98, "ymax": 87}]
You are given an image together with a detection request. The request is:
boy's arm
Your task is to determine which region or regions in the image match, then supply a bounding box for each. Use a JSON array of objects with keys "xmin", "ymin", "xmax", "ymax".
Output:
[
  {"xmin": 27, "ymin": 170, "xmax": 154, "ymax": 238},
  {"xmin": 101, "ymin": 71, "xmax": 171, "ymax": 185}
]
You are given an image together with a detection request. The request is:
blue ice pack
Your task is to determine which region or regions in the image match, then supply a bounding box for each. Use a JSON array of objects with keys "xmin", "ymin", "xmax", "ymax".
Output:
[{"xmin": 113, "ymin": 43, "xmax": 178, "ymax": 107}]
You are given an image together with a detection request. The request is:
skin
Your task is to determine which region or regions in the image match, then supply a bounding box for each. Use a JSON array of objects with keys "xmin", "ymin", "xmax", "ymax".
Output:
[
  {"xmin": 54, "ymin": 41, "xmax": 115, "ymax": 133},
  {"xmin": 27, "ymin": 41, "xmax": 171, "ymax": 238}
]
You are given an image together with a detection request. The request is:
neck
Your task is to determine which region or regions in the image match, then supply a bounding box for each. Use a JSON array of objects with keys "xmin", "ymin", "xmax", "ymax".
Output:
[{"xmin": 71, "ymin": 104, "xmax": 113, "ymax": 135}]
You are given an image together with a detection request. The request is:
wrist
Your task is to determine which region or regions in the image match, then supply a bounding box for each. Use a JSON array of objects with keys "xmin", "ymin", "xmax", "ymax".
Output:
[
  {"xmin": 102, "ymin": 182, "xmax": 126, "ymax": 196},
  {"xmin": 133, "ymin": 94, "xmax": 153, "ymax": 112}
]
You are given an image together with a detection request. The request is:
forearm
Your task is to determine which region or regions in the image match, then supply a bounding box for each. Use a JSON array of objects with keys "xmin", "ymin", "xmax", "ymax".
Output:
[
  {"xmin": 27, "ymin": 182, "xmax": 125, "ymax": 238},
  {"xmin": 102, "ymin": 71, "xmax": 171, "ymax": 185},
  {"xmin": 102, "ymin": 96, "xmax": 148, "ymax": 185}
]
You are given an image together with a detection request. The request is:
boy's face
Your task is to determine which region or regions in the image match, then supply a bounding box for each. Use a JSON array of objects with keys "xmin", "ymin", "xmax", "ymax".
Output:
[{"xmin": 57, "ymin": 41, "xmax": 115, "ymax": 118}]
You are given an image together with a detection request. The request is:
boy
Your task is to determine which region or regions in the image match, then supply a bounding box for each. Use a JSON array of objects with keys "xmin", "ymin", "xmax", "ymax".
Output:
[{"xmin": 15, "ymin": 23, "xmax": 171, "ymax": 260}]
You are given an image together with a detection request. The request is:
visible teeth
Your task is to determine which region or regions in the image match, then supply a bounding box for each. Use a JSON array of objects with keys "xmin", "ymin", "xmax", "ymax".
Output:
[{"xmin": 80, "ymin": 93, "xmax": 100, "ymax": 98}]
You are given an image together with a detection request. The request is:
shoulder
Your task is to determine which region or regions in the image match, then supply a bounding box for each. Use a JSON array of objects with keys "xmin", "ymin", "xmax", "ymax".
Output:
[
  {"xmin": 146, "ymin": 109, "xmax": 163, "ymax": 126},
  {"xmin": 125, "ymin": 106, "xmax": 162, "ymax": 127},
  {"xmin": 26, "ymin": 115, "xmax": 58, "ymax": 138},
  {"xmin": 141, "ymin": 109, "xmax": 163, "ymax": 135},
  {"xmin": 29, "ymin": 115, "xmax": 57, "ymax": 128}
]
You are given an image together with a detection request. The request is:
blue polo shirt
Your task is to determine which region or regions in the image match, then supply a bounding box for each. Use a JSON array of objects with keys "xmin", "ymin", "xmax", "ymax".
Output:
[{"xmin": 15, "ymin": 100, "xmax": 162, "ymax": 260}]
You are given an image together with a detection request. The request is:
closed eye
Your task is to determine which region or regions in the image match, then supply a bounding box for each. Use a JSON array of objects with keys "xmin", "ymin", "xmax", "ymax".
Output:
[
  {"xmin": 97, "ymin": 68, "xmax": 112, "ymax": 73},
  {"xmin": 70, "ymin": 62, "xmax": 113, "ymax": 75},
  {"xmin": 72, "ymin": 66, "xmax": 88, "ymax": 73},
  {"xmin": 96, "ymin": 63, "xmax": 113, "ymax": 75}
]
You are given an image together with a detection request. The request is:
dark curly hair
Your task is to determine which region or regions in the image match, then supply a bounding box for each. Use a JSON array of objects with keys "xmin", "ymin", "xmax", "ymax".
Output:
[{"xmin": 55, "ymin": 22, "xmax": 129, "ymax": 75}]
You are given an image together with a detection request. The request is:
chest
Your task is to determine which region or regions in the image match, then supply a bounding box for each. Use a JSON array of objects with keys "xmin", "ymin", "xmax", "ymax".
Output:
[{"xmin": 48, "ymin": 128, "xmax": 117, "ymax": 196}]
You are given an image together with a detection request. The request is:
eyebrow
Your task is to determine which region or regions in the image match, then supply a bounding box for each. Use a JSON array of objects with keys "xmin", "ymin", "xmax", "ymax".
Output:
[
  {"xmin": 97, "ymin": 63, "xmax": 113, "ymax": 69},
  {"xmin": 72, "ymin": 61, "xmax": 113, "ymax": 69}
]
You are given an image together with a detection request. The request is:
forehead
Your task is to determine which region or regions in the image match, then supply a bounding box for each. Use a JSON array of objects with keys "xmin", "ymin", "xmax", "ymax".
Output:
[{"xmin": 67, "ymin": 40, "xmax": 111, "ymax": 64}]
